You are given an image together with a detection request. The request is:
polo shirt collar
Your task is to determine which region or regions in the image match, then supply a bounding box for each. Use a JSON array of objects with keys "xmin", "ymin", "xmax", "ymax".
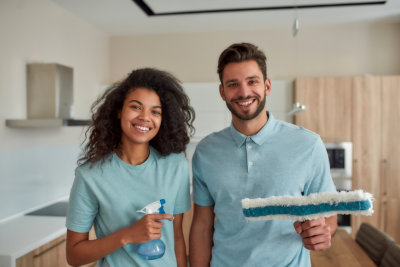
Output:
[{"xmin": 229, "ymin": 111, "xmax": 277, "ymax": 147}]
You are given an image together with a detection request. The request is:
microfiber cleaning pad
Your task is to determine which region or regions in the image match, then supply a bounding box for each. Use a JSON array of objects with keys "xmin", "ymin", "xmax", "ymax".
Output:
[{"xmin": 242, "ymin": 190, "xmax": 373, "ymax": 221}]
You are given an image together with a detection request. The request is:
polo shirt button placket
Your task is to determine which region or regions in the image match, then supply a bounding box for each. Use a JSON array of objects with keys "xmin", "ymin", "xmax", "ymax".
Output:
[{"xmin": 246, "ymin": 137, "xmax": 254, "ymax": 172}]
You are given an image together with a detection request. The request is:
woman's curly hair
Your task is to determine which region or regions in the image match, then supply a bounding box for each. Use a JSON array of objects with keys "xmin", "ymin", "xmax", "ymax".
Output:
[{"xmin": 78, "ymin": 68, "xmax": 195, "ymax": 166}]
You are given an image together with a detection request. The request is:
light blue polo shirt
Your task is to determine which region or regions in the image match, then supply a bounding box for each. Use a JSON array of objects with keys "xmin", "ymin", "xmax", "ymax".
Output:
[
  {"xmin": 192, "ymin": 112, "xmax": 336, "ymax": 267},
  {"xmin": 66, "ymin": 146, "xmax": 190, "ymax": 267}
]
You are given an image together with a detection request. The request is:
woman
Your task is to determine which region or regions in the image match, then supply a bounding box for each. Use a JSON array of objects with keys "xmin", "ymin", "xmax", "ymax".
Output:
[{"xmin": 66, "ymin": 68, "xmax": 195, "ymax": 267}]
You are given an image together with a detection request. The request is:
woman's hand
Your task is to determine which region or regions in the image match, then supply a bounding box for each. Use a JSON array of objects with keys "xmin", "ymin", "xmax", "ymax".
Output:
[{"xmin": 125, "ymin": 213, "xmax": 174, "ymax": 244}]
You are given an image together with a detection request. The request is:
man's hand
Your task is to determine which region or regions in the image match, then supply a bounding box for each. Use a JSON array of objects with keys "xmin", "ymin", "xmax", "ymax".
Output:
[{"xmin": 293, "ymin": 218, "xmax": 332, "ymax": 250}]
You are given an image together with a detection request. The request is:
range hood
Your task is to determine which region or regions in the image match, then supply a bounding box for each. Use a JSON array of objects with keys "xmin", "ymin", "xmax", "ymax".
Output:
[{"xmin": 6, "ymin": 63, "xmax": 91, "ymax": 127}]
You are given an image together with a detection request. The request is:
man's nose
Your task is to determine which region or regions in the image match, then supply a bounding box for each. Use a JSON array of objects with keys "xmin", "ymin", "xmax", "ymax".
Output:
[{"xmin": 237, "ymin": 83, "xmax": 250, "ymax": 97}]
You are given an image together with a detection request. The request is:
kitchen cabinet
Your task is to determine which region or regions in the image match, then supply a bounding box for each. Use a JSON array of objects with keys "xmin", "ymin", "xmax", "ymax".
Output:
[
  {"xmin": 16, "ymin": 234, "xmax": 70, "ymax": 267},
  {"xmin": 351, "ymin": 76, "xmax": 382, "ymax": 235},
  {"xmin": 380, "ymin": 76, "xmax": 400, "ymax": 242},
  {"xmin": 16, "ymin": 232, "xmax": 97, "ymax": 267},
  {"xmin": 182, "ymin": 200, "xmax": 194, "ymax": 257},
  {"xmin": 294, "ymin": 76, "xmax": 400, "ymax": 242},
  {"xmin": 294, "ymin": 77, "xmax": 353, "ymax": 142}
]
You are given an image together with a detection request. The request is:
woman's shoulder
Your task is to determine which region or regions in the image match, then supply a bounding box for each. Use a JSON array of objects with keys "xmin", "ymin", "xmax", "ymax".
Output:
[
  {"xmin": 75, "ymin": 154, "xmax": 114, "ymax": 178},
  {"xmin": 151, "ymin": 147, "xmax": 187, "ymax": 165}
]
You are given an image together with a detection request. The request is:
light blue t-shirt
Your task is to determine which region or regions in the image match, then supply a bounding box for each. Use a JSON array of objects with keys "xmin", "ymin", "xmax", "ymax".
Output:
[
  {"xmin": 192, "ymin": 112, "xmax": 336, "ymax": 267},
  {"xmin": 66, "ymin": 146, "xmax": 191, "ymax": 267}
]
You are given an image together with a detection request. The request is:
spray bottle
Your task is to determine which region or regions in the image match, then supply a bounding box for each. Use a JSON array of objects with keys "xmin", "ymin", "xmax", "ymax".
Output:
[{"xmin": 136, "ymin": 199, "xmax": 166, "ymax": 260}]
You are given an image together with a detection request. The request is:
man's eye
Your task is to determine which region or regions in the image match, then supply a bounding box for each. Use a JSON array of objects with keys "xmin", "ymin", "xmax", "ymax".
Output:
[
  {"xmin": 249, "ymin": 80, "xmax": 258, "ymax": 85},
  {"xmin": 228, "ymin": 83, "xmax": 238, "ymax": 88}
]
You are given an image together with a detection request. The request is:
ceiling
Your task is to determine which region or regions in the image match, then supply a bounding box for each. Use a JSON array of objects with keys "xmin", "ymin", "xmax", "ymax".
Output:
[{"xmin": 51, "ymin": 0, "xmax": 400, "ymax": 35}]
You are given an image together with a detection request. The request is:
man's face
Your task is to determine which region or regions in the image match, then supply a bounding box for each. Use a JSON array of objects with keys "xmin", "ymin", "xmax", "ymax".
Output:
[{"xmin": 219, "ymin": 60, "xmax": 270, "ymax": 121}]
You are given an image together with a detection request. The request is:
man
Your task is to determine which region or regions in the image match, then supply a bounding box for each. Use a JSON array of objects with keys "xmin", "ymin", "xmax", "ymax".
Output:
[{"xmin": 189, "ymin": 43, "xmax": 337, "ymax": 267}]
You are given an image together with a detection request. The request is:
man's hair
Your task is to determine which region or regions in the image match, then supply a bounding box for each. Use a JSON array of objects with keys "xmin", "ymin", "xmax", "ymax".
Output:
[
  {"xmin": 78, "ymin": 68, "xmax": 195, "ymax": 166},
  {"xmin": 217, "ymin": 43, "xmax": 267, "ymax": 83}
]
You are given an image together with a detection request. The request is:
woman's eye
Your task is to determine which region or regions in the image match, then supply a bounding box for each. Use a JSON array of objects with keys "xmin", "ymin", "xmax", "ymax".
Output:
[
  {"xmin": 152, "ymin": 110, "xmax": 161, "ymax": 115},
  {"xmin": 131, "ymin": 105, "xmax": 141, "ymax": 110}
]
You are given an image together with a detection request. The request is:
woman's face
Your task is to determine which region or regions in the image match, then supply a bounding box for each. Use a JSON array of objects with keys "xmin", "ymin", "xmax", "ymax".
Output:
[{"xmin": 119, "ymin": 87, "xmax": 162, "ymax": 146}]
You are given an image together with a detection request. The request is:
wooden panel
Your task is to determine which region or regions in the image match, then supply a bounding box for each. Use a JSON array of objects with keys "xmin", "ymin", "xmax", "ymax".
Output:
[
  {"xmin": 182, "ymin": 200, "xmax": 194, "ymax": 256},
  {"xmin": 16, "ymin": 231, "xmax": 98, "ymax": 267},
  {"xmin": 16, "ymin": 234, "xmax": 71, "ymax": 267},
  {"xmin": 351, "ymin": 76, "xmax": 382, "ymax": 235},
  {"xmin": 294, "ymin": 77, "xmax": 324, "ymax": 134},
  {"xmin": 380, "ymin": 76, "xmax": 400, "ymax": 242},
  {"xmin": 322, "ymin": 77, "xmax": 353, "ymax": 141},
  {"xmin": 294, "ymin": 77, "xmax": 352, "ymax": 142},
  {"xmin": 311, "ymin": 229, "xmax": 375, "ymax": 267}
]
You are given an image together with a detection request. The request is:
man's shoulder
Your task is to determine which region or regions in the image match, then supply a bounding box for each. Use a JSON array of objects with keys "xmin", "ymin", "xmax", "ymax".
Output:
[
  {"xmin": 274, "ymin": 119, "xmax": 320, "ymax": 143},
  {"xmin": 197, "ymin": 126, "xmax": 231, "ymax": 148}
]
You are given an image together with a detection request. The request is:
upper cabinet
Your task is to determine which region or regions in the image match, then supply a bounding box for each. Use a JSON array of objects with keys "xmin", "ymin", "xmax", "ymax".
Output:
[
  {"xmin": 351, "ymin": 76, "xmax": 382, "ymax": 234},
  {"xmin": 380, "ymin": 76, "xmax": 400, "ymax": 242},
  {"xmin": 294, "ymin": 77, "xmax": 353, "ymax": 142},
  {"xmin": 294, "ymin": 75, "xmax": 400, "ymax": 242}
]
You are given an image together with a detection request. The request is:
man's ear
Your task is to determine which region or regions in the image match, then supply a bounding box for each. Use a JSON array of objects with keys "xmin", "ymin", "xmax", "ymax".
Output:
[
  {"xmin": 265, "ymin": 78, "xmax": 271, "ymax": 96},
  {"xmin": 219, "ymin": 84, "xmax": 226, "ymax": 101}
]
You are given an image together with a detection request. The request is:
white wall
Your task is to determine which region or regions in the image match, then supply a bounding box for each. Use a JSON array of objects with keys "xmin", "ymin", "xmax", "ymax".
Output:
[
  {"xmin": 0, "ymin": 0, "xmax": 109, "ymax": 221},
  {"xmin": 110, "ymin": 23, "xmax": 400, "ymax": 82}
]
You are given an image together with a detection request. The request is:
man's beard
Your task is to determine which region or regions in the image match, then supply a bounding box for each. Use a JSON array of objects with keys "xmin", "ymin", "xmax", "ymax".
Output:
[{"xmin": 226, "ymin": 94, "xmax": 266, "ymax": 121}]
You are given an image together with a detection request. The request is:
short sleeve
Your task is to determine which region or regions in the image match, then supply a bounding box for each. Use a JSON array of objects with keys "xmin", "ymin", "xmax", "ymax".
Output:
[
  {"xmin": 173, "ymin": 155, "xmax": 191, "ymax": 215},
  {"xmin": 66, "ymin": 167, "xmax": 99, "ymax": 233},
  {"xmin": 192, "ymin": 146, "xmax": 215, "ymax": 206},
  {"xmin": 304, "ymin": 137, "xmax": 336, "ymax": 195}
]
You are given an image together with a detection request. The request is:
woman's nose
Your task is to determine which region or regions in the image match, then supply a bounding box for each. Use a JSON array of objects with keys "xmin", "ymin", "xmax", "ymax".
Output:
[{"xmin": 138, "ymin": 109, "xmax": 151, "ymax": 121}]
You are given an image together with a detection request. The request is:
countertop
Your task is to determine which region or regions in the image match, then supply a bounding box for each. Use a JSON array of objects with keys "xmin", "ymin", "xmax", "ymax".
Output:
[{"xmin": 0, "ymin": 208, "xmax": 67, "ymax": 267}]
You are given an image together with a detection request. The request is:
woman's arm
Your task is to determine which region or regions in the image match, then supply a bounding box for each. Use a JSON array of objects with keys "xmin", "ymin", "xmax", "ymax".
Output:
[
  {"xmin": 173, "ymin": 213, "xmax": 187, "ymax": 267},
  {"xmin": 66, "ymin": 213, "xmax": 173, "ymax": 266}
]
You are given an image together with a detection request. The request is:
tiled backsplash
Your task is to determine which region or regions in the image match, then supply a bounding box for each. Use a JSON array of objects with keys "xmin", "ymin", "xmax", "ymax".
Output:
[{"xmin": 0, "ymin": 145, "xmax": 80, "ymax": 222}]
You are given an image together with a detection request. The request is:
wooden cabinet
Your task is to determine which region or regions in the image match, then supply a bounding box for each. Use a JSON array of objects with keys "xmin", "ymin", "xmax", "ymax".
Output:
[
  {"xmin": 182, "ymin": 200, "xmax": 194, "ymax": 257},
  {"xmin": 380, "ymin": 76, "xmax": 400, "ymax": 242},
  {"xmin": 16, "ymin": 232, "xmax": 97, "ymax": 267},
  {"xmin": 294, "ymin": 76, "xmax": 400, "ymax": 242},
  {"xmin": 351, "ymin": 76, "xmax": 382, "ymax": 234},
  {"xmin": 294, "ymin": 77, "xmax": 353, "ymax": 142},
  {"xmin": 16, "ymin": 234, "xmax": 71, "ymax": 267}
]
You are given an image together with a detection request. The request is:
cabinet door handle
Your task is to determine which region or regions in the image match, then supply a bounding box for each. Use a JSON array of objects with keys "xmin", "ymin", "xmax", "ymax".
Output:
[
  {"xmin": 33, "ymin": 239, "xmax": 66, "ymax": 258},
  {"xmin": 380, "ymin": 159, "xmax": 388, "ymax": 198},
  {"xmin": 380, "ymin": 159, "xmax": 388, "ymax": 231},
  {"xmin": 352, "ymin": 159, "xmax": 358, "ymax": 189}
]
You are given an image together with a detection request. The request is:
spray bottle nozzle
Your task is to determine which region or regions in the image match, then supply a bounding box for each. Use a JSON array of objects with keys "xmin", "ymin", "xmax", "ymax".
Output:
[{"xmin": 137, "ymin": 199, "xmax": 166, "ymax": 214}]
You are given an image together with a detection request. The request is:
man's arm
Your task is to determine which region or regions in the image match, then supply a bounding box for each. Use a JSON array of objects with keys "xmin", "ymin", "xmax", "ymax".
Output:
[
  {"xmin": 293, "ymin": 215, "xmax": 337, "ymax": 251},
  {"xmin": 189, "ymin": 204, "xmax": 215, "ymax": 267}
]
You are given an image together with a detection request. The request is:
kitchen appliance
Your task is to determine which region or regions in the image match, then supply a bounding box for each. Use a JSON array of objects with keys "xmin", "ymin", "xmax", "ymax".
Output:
[
  {"xmin": 324, "ymin": 142, "xmax": 353, "ymax": 231},
  {"xmin": 27, "ymin": 63, "xmax": 73, "ymax": 119},
  {"xmin": 5, "ymin": 63, "xmax": 90, "ymax": 127}
]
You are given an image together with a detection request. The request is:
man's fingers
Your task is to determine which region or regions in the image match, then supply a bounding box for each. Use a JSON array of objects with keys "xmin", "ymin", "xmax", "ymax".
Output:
[
  {"xmin": 301, "ymin": 225, "xmax": 331, "ymax": 239},
  {"xmin": 293, "ymin": 221, "xmax": 303, "ymax": 234},
  {"xmin": 300, "ymin": 218, "xmax": 325, "ymax": 231}
]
